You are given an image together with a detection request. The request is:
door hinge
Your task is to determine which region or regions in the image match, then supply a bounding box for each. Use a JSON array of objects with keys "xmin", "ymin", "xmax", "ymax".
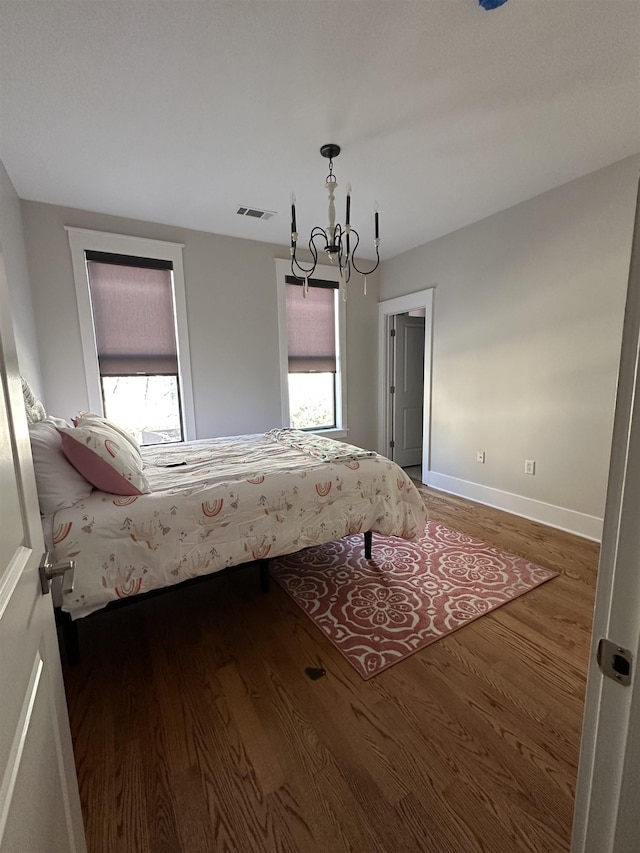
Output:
[
  {"xmin": 390, "ymin": 328, "xmax": 396, "ymax": 337},
  {"xmin": 390, "ymin": 385, "xmax": 395, "ymax": 394},
  {"xmin": 597, "ymin": 638, "xmax": 633, "ymax": 686},
  {"xmin": 389, "ymin": 440, "xmax": 395, "ymax": 449}
]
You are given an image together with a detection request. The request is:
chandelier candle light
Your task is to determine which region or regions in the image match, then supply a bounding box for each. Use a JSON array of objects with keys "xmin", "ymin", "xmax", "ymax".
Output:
[{"xmin": 290, "ymin": 144, "xmax": 380, "ymax": 298}]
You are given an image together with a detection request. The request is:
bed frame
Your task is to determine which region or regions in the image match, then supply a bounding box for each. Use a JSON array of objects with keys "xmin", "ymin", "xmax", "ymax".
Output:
[{"xmin": 57, "ymin": 531, "xmax": 373, "ymax": 665}]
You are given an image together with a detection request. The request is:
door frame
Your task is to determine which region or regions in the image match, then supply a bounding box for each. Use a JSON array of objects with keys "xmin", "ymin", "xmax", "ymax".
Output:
[{"xmin": 377, "ymin": 288, "xmax": 434, "ymax": 476}]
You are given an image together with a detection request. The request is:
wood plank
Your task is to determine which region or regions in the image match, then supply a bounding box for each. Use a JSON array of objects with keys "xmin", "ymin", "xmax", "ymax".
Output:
[
  {"xmin": 215, "ymin": 661, "xmax": 286, "ymax": 795},
  {"xmin": 113, "ymin": 738, "xmax": 150, "ymax": 853},
  {"xmin": 171, "ymin": 766, "xmax": 216, "ymax": 853}
]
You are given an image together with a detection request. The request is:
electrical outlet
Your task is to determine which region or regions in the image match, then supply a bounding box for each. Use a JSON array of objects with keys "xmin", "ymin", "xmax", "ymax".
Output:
[
  {"xmin": 477, "ymin": 451, "xmax": 485, "ymax": 464},
  {"xmin": 524, "ymin": 459, "xmax": 535, "ymax": 475}
]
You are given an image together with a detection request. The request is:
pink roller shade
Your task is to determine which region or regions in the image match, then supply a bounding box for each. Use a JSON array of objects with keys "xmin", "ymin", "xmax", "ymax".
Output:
[
  {"xmin": 285, "ymin": 279, "xmax": 337, "ymax": 373},
  {"xmin": 87, "ymin": 261, "xmax": 178, "ymax": 376}
]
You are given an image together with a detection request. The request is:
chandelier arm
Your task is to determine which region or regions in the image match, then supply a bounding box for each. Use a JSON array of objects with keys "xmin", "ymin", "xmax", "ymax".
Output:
[
  {"xmin": 290, "ymin": 228, "xmax": 328, "ymax": 278},
  {"xmin": 342, "ymin": 225, "xmax": 356, "ymax": 284},
  {"xmin": 349, "ymin": 251, "xmax": 380, "ymax": 277},
  {"xmin": 339, "ymin": 227, "xmax": 353, "ymax": 282},
  {"xmin": 291, "ymin": 239, "xmax": 319, "ymax": 279},
  {"xmin": 309, "ymin": 227, "xmax": 330, "ymax": 263},
  {"xmin": 332, "ymin": 223, "xmax": 346, "ymax": 270},
  {"xmin": 334, "ymin": 222, "xmax": 353, "ymax": 282},
  {"xmin": 310, "ymin": 226, "xmax": 329, "ymax": 245},
  {"xmin": 346, "ymin": 224, "xmax": 359, "ymax": 259},
  {"xmin": 290, "ymin": 255, "xmax": 315, "ymax": 278},
  {"xmin": 347, "ymin": 227, "xmax": 381, "ymax": 277}
]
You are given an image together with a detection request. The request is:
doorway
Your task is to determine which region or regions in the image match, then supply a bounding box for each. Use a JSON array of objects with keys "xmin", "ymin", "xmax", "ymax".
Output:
[
  {"xmin": 378, "ymin": 289, "xmax": 434, "ymax": 481},
  {"xmin": 390, "ymin": 311, "xmax": 425, "ymax": 469}
]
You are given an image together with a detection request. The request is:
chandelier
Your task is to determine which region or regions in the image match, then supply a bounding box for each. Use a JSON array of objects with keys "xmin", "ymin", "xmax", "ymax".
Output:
[{"xmin": 290, "ymin": 144, "xmax": 380, "ymax": 296}]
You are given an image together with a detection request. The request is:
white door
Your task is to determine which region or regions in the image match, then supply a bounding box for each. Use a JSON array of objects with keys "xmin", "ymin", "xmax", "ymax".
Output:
[
  {"xmin": 391, "ymin": 313, "xmax": 425, "ymax": 468},
  {"xmin": 0, "ymin": 250, "xmax": 86, "ymax": 849},
  {"xmin": 571, "ymin": 182, "xmax": 640, "ymax": 851}
]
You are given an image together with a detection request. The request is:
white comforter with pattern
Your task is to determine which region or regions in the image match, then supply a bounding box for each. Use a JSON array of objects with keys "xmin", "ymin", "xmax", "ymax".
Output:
[{"xmin": 52, "ymin": 432, "xmax": 427, "ymax": 619}]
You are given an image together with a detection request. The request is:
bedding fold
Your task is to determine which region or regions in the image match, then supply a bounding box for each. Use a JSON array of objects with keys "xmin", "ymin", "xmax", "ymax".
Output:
[{"xmin": 266, "ymin": 428, "xmax": 376, "ymax": 462}]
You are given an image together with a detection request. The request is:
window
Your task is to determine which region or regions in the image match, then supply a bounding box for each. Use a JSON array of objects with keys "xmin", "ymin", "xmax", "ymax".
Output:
[
  {"xmin": 67, "ymin": 229, "xmax": 195, "ymax": 444},
  {"xmin": 285, "ymin": 277, "xmax": 337, "ymax": 429},
  {"xmin": 85, "ymin": 252, "xmax": 182, "ymax": 444},
  {"xmin": 275, "ymin": 259, "xmax": 347, "ymax": 435}
]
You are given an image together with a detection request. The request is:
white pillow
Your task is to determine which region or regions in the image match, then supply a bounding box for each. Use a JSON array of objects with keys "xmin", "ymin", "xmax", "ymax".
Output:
[
  {"xmin": 72, "ymin": 412, "xmax": 141, "ymax": 458},
  {"xmin": 28, "ymin": 417, "xmax": 94, "ymax": 516},
  {"xmin": 57, "ymin": 424, "xmax": 150, "ymax": 496},
  {"xmin": 21, "ymin": 377, "xmax": 46, "ymax": 424}
]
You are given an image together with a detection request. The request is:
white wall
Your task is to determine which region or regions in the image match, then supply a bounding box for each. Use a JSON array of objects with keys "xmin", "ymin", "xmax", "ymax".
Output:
[
  {"xmin": 380, "ymin": 155, "xmax": 640, "ymax": 532},
  {"xmin": 0, "ymin": 158, "xmax": 42, "ymax": 394},
  {"xmin": 20, "ymin": 201, "xmax": 380, "ymax": 450}
]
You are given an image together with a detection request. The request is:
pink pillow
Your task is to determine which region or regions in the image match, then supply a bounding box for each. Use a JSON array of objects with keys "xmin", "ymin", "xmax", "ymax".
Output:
[
  {"xmin": 72, "ymin": 412, "xmax": 141, "ymax": 458},
  {"xmin": 57, "ymin": 425, "xmax": 150, "ymax": 496}
]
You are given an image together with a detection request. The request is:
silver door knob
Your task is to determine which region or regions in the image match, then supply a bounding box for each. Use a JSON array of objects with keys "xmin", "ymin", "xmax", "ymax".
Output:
[{"xmin": 39, "ymin": 552, "xmax": 75, "ymax": 595}]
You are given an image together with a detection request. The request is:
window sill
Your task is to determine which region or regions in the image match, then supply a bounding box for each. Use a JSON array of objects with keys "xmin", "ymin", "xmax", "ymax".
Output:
[{"xmin": 309, "ymin": 428, "xmax": 349, "ymax": 441}]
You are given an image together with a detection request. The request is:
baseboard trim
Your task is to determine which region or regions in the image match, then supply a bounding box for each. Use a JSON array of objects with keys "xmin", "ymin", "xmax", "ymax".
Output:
[{"xmin": 424, "ymin": 472, "xmax": 602, "ymax": 542}]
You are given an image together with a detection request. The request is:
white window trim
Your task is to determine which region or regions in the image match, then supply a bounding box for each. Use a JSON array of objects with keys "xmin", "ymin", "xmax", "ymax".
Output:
[
  {"xmin": 274, "ymin": 258, "xmax": 348, "ymax": 439},
  {"xmin": 66, "ymin": 227, "xmax": 196, "ymax": 441}
]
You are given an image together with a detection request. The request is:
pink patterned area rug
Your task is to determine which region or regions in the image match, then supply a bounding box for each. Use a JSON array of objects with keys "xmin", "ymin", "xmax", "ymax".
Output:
[{"xmin": 271, "ymin": 522, "xmax": 558, "ymax": 680}]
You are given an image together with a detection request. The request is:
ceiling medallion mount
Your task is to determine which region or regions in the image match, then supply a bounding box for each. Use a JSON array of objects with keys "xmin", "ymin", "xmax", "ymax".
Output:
[
  {"xmin": 289, "ymin": 143, "xmax": 380, "ymax": 297},
  {"xmin": 319, "ymin": 143, "xmax": 341, "ymax": 160}
]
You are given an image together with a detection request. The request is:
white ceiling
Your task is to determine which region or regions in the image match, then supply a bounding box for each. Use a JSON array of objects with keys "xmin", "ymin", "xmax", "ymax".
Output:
[{"xmin": 0, "ymin": 0, "xmax": 638, "ymax": 259}]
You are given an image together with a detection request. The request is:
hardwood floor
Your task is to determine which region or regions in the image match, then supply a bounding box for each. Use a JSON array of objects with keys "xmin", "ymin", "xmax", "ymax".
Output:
[{"xmin": 62, "ymin": 485, "xmax": 599, "ymax": 853}]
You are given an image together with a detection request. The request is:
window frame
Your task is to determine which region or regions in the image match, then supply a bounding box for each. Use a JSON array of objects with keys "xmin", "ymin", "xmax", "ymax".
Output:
[
  {"xmin": 66, "ymin": 227, "xmax": 196, "ymax": 441},
  {"xmin": 275, "ymin": 258, "xmax": 347, "ymax": 438}
]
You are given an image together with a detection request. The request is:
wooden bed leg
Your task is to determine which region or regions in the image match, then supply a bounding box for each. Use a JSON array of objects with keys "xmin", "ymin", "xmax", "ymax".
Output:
[
  {"xmin": 364, "ymin": 530, "xmax": 372, "ymax": 560},
  {"xmin": 56, "ymin": 610, "xmax": 79, "ymax": 666},
  {"xmin": 259, "ymin": 559, "xmax": 270, "ymax": 593}
]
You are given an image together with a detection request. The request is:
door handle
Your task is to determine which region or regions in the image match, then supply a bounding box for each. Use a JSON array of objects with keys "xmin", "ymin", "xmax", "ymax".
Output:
[{"xmin": 39, "ymin": 552, "xmax": 75, "ymax": 595}]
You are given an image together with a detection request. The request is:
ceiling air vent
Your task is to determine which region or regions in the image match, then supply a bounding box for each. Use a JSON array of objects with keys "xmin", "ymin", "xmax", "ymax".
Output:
[{"xmin": 236, "ymin": 205, "xmax": 276, "ymax": 221}]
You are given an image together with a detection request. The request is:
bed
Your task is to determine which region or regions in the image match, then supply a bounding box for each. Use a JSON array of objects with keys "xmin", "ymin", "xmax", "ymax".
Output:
[
  {"xmin": 52, "ymin": 430, "xmax": 426, "ymax": 617},
  {"xmin": 23, "ymin": 382, "xmax": 427, "ymax": 653}
]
